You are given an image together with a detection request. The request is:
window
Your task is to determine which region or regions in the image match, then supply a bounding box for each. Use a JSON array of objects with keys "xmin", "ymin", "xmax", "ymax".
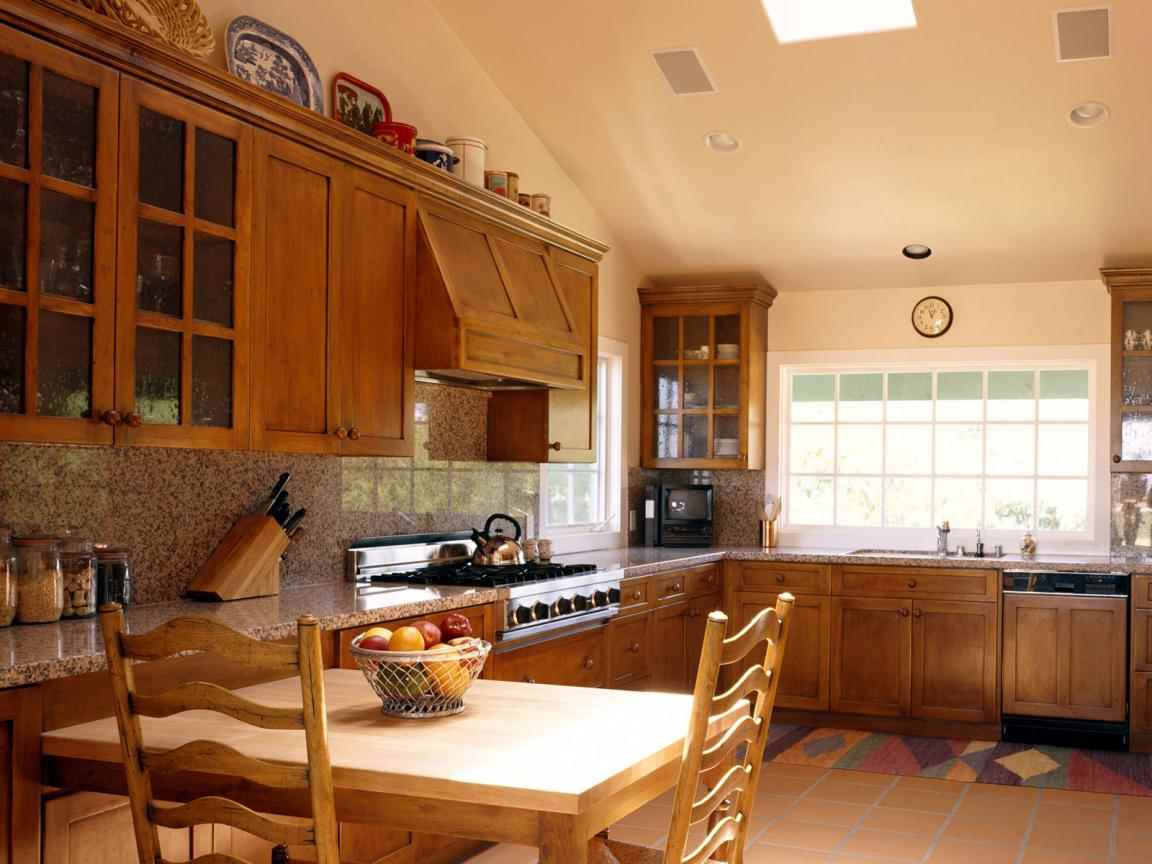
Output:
[
  {"xmin": 782, "ymin": 364, "xmax": 1094, "ymax": 535},
  {"xmin": 541, "ymin": 341, "xmax": 626, "ymax": 551}
]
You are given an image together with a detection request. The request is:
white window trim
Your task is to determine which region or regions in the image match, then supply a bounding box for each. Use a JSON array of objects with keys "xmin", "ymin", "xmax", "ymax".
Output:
[
  {"xmin": 767, "ymin": 344, "xmax": 1110, "ymax": 554},
  {"xmin": 542, "ymin": 335, "xmax": 629, "ymax": 555}
]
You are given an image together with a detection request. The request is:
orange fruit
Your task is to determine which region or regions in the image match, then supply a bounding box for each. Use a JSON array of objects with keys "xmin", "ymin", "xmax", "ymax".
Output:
[
  {"xmin": 387, "ymin": 626, "xmax": 425, "ymax": 651},
  {"xmin": 426, "ymin": 644, "xmax": 471, "ymax": 698}
]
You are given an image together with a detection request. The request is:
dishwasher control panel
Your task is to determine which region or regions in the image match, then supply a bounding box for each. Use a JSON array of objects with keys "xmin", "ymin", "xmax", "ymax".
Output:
[{"xmin": 1002, "ymin": 570, "xmax": 1130, "ymax": 596}]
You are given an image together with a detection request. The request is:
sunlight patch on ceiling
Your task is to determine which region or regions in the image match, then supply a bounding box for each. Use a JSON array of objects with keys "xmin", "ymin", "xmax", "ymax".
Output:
[{"xmin": 762, "ymin": 0, "xmax": 917, "ymax": 44}]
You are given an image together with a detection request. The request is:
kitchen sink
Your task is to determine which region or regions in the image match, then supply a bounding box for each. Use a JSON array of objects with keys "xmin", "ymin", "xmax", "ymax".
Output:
[{"xmin": 849, "ymin": 548, "xmax": 1005, "ymax": 560}]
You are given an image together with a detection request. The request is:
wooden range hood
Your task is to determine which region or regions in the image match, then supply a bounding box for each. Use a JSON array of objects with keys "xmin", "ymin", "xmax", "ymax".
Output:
[{"xmin": 413, "ymin": 198, "xmax": 603, "ymax": 392}]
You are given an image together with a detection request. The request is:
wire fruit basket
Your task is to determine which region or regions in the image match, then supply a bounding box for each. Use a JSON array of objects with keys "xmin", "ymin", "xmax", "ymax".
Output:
[{"xmin": 350, "ymin": 637, "xmax": 491, "ymax": 718}]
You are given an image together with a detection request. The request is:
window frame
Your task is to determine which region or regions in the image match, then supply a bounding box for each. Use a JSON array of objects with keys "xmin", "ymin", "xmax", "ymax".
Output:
[
  {"xmin": 767, "ymin": 344, "xmax": 1109, "ymax": 552},
  {"xmin": 539, "ymin": 335, "xmax": 629, "ymax": 554}
]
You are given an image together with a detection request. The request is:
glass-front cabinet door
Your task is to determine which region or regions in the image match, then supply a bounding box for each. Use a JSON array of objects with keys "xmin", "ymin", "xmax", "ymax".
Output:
[
  {"xmin": 1111, "ymin": 284, "xmax": 1152, "ymax": 471},
  {"xmin": 0, "ymin": 30, "xmax": 118, "ymax": 444},
  {"xmin": 115, "ymin": 78, "xmax": 252, "ymax": 448},
  {"xmin": 646, "ymin": 305, "xmax": 746, "ymax": 466}
]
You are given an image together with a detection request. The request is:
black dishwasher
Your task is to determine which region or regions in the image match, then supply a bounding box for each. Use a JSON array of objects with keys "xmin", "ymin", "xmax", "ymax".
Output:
[{"xmin": 1001, "ymin": 570, "xmax": 1131, "ymax": 751}]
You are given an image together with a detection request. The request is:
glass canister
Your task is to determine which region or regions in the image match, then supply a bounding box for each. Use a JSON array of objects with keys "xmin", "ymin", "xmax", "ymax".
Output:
[
  {"xmin": 60, "ymin": 534, "xmax": 96, "ymax": 619},
  {"xmin": 95, "ymin": 547, "xmax": 132, "ymax": 608},
  {"xmin": 0, "ymin": 533, "xmax": 14, "ymax": 627},
  {"xmin": 13, "ymin": 536, "xmax": 63, "ymax": 624}
]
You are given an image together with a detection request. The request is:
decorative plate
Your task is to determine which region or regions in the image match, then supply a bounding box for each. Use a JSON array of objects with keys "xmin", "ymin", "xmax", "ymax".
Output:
[
  {"xmin": 79, "ymin": 0, "xmax": 214, "ymax": 59},
  {"xmin": 225, "ymin": 16, "xmax": 323, "ymax": 112},
  {"xmin": 332, "ymin": 73, "xmax": 391, "ymax": 135}
]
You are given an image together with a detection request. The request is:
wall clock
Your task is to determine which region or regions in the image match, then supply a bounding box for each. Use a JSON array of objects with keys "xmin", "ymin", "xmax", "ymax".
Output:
[{"xmin": 911, "ymin": 296, "xmax": 953, "ymax": 338}]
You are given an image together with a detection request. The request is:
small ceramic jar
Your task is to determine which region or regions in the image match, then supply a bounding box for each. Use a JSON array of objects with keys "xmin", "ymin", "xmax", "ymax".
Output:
[
  {"xmin": 484, "ymin": 170, "xmax": 510, "ymax": 197},
  {"xmin": 446, "ymin": 136, "xmax": 487, "ymax": 186},
  {"xmin": 414, "ymin": 139, "xmax": 459, "ymax": 172},
  {"xmin": 530, "ymin": 193, "xmax": 551, "ymax": 217}
]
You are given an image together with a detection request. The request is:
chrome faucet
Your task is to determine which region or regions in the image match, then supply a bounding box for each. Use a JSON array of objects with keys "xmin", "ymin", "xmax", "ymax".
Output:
[{"xmin": 936, "ymin": 521, "xmax": 951, "ymax": 556}]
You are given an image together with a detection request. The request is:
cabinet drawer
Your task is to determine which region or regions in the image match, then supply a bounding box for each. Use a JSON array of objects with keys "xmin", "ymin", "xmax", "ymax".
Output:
[
  {"xmin": 735, "ymin": 562, "xmax": 830, "ymax": 594},
  {"xmin": 687, "ymin": 564, "xmax": 721, "ymax": 596},
  {"xmin": 619, "ymin": 577, "xmax": 649, "ymax": 610},
  {"xmin": 1135, "ymin": 610, "xmax": 1152, "ymax": 671},
  {"xmin": 652, "ymin": 572, "xmax": 690, "ymax": 603},
  {"xmin": 1135, "ymin": 575, "xmax": 1152, "ymax": 610},
  {"xmin": 833, "ymin": 565, "xmax": 996, "ymax": 601},
  {"xmin": 609, "ymin": 611, "xmax": 652, "ymax": 685},
  {"xmin": 492, "ymin": 627, "xmax": 605, "ymax": 687}
]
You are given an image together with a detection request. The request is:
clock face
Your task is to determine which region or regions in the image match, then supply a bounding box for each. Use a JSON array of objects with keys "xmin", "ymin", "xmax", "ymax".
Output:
[{"xmin": 912, "ymin": 296, "xmax": 953, "ymax": 338}]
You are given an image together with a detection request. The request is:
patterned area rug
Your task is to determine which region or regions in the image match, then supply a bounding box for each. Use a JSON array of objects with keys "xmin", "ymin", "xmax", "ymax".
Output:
[{"xmin": 764, "ymin": 725, "xmax": 1152, "ymax": 797}]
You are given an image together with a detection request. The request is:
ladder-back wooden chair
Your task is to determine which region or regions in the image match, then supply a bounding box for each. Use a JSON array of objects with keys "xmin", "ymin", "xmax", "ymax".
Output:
[
  {"xmin": 99, "ymin": 603, "xmax": 340, "ymax": 864},
  {"xmin": 597, "ymin": 592, "xmax": 795, "ymax": 864}
]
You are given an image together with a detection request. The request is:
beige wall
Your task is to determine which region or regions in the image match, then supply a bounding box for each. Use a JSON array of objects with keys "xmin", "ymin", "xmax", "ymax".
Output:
[
  {"xmin": 195, "ymin": 0, "xmax": 644, "ymax": 464},
  {"xmin": 769, "ymin": 280, "xmax": 1108, "ymax": 351}
]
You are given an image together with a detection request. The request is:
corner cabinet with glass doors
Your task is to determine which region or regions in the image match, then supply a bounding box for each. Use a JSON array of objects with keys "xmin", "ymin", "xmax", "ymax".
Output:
[
  {"xmin": 1104, "ymin": 268, "xmax": 1152, "ymax": 472},
  {"xmin": 0, "ymin": 30, "xmax": 251, "ymax": 449},
  {"xmin": 639, "ymin": 277, "xmax": 774, "ymax": 469}
]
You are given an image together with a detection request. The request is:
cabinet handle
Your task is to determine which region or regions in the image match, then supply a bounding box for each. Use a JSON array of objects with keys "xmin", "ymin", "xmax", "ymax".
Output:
[
  {"xmin": 582, "ymin": 656, "xmax": 595, "ymax": 669},
  {"xmin": 334, "ymin": 426, "xmax": 348, "ymax": 440},
  {"xmin": 1114, "ymin": 455, "xmax": 1122, "ymax": 464},
  {"xmin": 906, "ymin": 579, "xmax": 918, "ymax": 589},
  {"xmin": 670, "ymin": 583, "xmax": 683, "ymax": 593},
  {"xmin": 629, "ymin": 641, "xmax": 641, "ymax": 653},
  {"xmin": 913, "ymin": 608, "xmax": 923, "ymax": 618},
  {"xmin": 775, "ymin": 574, "xmax": 785, "ymax": 584},
  {"xmin": 632, "ymin": 590, "xmax": 643, "ymax": 601},
  {"xmin": 899, "ymin": 607, "xmax": 910, "ymax": 617},
  {"xmin": 100, "ymin": 410, "xmax": 122, "ymax": 427},
  {"xmin": 523, "ymin": 676, "xmax": 537, "ymax": 684},
  {"xmin": 124, "ymin": 413, "xmax": 142, "ymax": 428},
  {"xmin": 550, "ymin": 441, "xmax": 563, "ymax": 451},
  {"xmin": 348, "ymin": 427, "xmax": 361, "ymax": 441}
]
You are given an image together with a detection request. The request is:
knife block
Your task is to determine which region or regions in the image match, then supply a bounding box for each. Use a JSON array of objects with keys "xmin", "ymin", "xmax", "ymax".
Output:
[{"xmin": 186, "ymin": 515, "xmax": 289, "ymax": 602}]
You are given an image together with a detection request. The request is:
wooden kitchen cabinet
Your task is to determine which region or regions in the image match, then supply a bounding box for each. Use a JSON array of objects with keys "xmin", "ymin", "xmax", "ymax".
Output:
[
  {"xmin": 114, "ymin": 77, "xmax": 253, "ymax": 449},
  {"xmin": 910, "ymin": 600, "xmax": 997, "ymax": 723},
  {"xmin": 651, "ymin": 600, "xmax": 689, "ymax": 692},
  {"xmin": 1103, "ymin": 269, "xmax": 1152, "ymax": 472},
  {"xmin": 639, "ymin": 277, "xmax": 774, "ymax": 469},
  {"xmin": 1134, "ymin": 673, "xmax": 1152, "ymax": 740},
  {"xmin": 735, "ymin": 592, "xmax": 830, "ymax": 711},
  {"xmin": 830, "ymin": 597, "xmax": 912, "ymax": 717},
  {"xmin": 0, "ymin": 28, "xmax": 118, "ymax": 446},
  {"xmin": 1003, "ymin": 593, "xmax": 1128, "ymax": 723},
  {"xmin": 607, "ymin": 609, "xmax": 652, "ymax": 688},
  {"xmin": 492, "ymin": 626, "xmax": 605, "ymax": 687},
  {"xmin": 250, "ymin": 135, "xmax": 415, "ymax": 456},
  {"xmin": 43, "ymin": 792, "xmax": 190, "ymax": 864}
]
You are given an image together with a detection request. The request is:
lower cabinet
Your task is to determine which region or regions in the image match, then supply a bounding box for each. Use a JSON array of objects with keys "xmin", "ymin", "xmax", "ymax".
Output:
[
  {"xmin": 734, "ymin": 592, "xmax": 830, "ymax": 711},
  {"xmin": 43, "ymin": 792, "xmax": 191, "ymax": 864},
  {"xmin": 607, "ymin": 609, "xmax": 652, "ymax": 688},
  {"xmin": 1135, "ymin": 673, "xmax": 1152, "ymax": 737},
  {"xmin": 830, "ymin": 597, "xmax": 997, "ymax": 722},
  {"xmin": 1003, "ymin": 593, "xmax": 1127, "ymax": 723},
  {"xmin": 650, "ymin": 593, "xmax": 722, "ymax": 693},
  {"xmin": 491, "ymin": 626, "xmax": 606, "ymax": 687}
]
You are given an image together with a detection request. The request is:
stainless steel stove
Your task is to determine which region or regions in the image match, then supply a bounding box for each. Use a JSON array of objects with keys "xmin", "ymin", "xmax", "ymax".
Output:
[{"xmin": 347, "ymin": 532, "xmax": 621, "ymax": 641}]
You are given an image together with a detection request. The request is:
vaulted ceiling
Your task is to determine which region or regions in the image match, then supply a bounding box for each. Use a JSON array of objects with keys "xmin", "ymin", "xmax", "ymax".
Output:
[{"xmin": 430, "ymin": 0, "xmax": 1152, "ymax": 291}]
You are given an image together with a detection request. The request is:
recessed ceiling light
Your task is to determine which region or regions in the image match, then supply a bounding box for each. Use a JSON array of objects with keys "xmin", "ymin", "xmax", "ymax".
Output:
[
  {"xmin": 761, "ymin": 0, "xmax": 917, "ymax": 44},
  {"xmin": 1069, "ymin": 101, "xmax": 1110, "ymax": 127},
  {"xmin": 902, "ymin": 243, "xmax": 932, "ymax": 259},
  {"xmin": 704, "ymin": 131, "xmax": 741, "ymax": 152}
]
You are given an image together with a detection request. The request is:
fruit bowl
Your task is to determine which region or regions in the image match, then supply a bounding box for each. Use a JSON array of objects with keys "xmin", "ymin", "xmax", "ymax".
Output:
[{"xmin": 350, "ymin": 637, "xmax": 491, "ymax": 718}]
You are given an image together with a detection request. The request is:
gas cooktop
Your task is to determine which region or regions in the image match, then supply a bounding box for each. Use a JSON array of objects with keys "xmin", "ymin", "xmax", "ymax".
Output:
[{"xmin": 369, "ymin": 560, "xmax": 599, "ymax": 588}]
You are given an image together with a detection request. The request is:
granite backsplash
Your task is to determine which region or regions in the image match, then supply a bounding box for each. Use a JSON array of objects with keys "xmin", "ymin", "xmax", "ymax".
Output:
[
  {"xmin": 628, "ymin": 467, "xmax": 766, "ymax": 547},
  {"xmin": 0, "ymin": 383, "xmax": 538, "ymax": 604}
]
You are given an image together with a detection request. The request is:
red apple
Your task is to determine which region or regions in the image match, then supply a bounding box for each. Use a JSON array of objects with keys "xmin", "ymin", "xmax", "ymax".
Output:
[
  {"xmin": 412, "ymin": 620, "xmax": 442, "ymax": 648},
  {"xmin": 357, "ymin": 634, "xmax": 392, "ymax": 651},
  {"xmin": 440, "ymin": 612, "xmax": 473, "ymax": 641}
]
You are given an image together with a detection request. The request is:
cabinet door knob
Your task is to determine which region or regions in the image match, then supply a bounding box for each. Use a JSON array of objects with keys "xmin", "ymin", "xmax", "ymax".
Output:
[
  {"xmin": 906, "ymin": 579, "xmax": 918, "ymax": 589},
  {"xmin": 913, "ymin": 608, "xmax": 923, "ymax": 618},
  {"xmin": 550, "ymin": 441, "xmax": 563, "ymax": 451},
  {"xmin": 671, "ymin": 583, "xmax": 682, "ymax": 593},
  {"xmin": 899, "ymin": 607, "xmax": 910, "ymax": 617},
  {"xmin": 348, "ymin": 427, "xmax": 361, "ymax": 440},
  {"xmin": 124, "ymin": 413, "xmax": 142, "ymax": 428},
  {"xmin": 100, "ymin": 410, "xmax": 122, "ymax": 427},
  {"xmin": 334, "ymin": 426, "xmax": 348, "ymax": 440},
  {"xmin": 523, "ymin": 676, "xmax": 536, "ymax": 684},
  {"xmin": 632, "ymin": 590, "xmax": 643, "ymax": 601},
  {"xmin": 629, "ymin": 641, "xmax": 641, "ymax": 653},
  {"xmin": 1114, "ymin": 454, "xmax": 1122, "ymax": 464},
  {"xmin": 775, "ymin": 574, "xmax": 785, "ymax": 583},
  {"xmin": 582, "ymin": 656, "xmax": 595, "ymax": 669}
]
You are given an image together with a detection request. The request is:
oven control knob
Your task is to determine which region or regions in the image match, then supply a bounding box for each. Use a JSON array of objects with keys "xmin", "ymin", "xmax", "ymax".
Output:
[
  {"xmin": 532, "ymin": 601, "xmax": 550, "ymax": 621},
  {"xmin": 573, "ymin": 594, "xmax": 591, "ymax": 611},
  {"xmin": 553, "ymin": 596, "xmax": 574, "ymax": 616},
  {"xmin": 593, "ymin": 590, "xmax": 609, "ymax": 607},
  {"xmin": 514, "ymin": 605, "xmax": 534, "ymax": 625},
  {"xmin": 608, "ymin": 587, "xmax": 621, "ymax": 604}
]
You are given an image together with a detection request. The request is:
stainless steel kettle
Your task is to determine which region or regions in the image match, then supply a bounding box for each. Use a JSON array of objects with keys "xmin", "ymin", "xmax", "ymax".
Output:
[{"xmin": 471, "ymin": 513, "xmax": 525, "ymax": 566}]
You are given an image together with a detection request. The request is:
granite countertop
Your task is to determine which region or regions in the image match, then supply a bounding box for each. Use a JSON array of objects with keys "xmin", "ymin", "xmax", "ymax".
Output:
[{"xmin": 5, "ymin": 544, "xmax": 1151, "ymax": 688}]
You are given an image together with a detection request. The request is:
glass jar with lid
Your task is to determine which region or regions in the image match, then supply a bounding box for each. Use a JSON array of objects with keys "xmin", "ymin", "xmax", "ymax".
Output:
[
  {"xmin": 0, "ymin": 530, "xmax": 14, "ymax": 627},
  {"xmin": 59, "ymin": 533, "xmax": 96, "ymax": 619},
  {"xmin": 95, "ymin": 547, "xmax": 132, "ymax": 608},
  {"xmin": 13, "ymin": 536, "xmax": 63, "ymax": 624}
]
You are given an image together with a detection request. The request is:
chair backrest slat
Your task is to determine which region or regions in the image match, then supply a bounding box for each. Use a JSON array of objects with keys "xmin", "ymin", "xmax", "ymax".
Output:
[
  {"xmin": 120, "ymin": 617, "xmax": 300, "ymax": 669},
  {"xmin": 132, "ymin": 681, "xmax": 306, "ymax": 729},
  {"xmin": 660, "ymin": 593, "xmax": 795, "ymax": 864},
  {"xmin": 142, "ymin": 740, "xmax": 310, "ymax": 788},
  {"xmin": 151, "ymin": 797, "xmax": 315, "ymax": 845},
  {"xmin": 99, "ymin": 603, "xmax": 341, "ymax": 864}
]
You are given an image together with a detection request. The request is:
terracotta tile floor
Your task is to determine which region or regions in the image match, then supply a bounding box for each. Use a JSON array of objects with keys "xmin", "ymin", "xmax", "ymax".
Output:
[{"xmin": 465, "ymin": 766, "xmax": 1152, "ymax": 864}]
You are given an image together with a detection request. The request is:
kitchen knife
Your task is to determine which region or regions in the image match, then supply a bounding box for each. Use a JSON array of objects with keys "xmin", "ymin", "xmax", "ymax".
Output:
[
  {"xmin": 262, "ymin": 472, "xmax": 291, "ymax": 514},
  {"xmin": 267, "ymin": 488, "xmax": 289, "ymax": 520},
  {"xmin": 270, "ymin": 498, "xmax": 292, "ymax": 526},
  {"xmin": 283, "ymin": 508, "xmax": 307, "ymax": 536}
]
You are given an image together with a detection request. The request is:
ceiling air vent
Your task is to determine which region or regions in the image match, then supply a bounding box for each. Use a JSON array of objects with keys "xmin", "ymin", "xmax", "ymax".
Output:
[
  {"xmin": 1054, "ymin": 7, "xmax": 1110, "ymax": 61},
  {"xmin": 652, "ymin": 49, "xmax": 717, "ymax": 94}
]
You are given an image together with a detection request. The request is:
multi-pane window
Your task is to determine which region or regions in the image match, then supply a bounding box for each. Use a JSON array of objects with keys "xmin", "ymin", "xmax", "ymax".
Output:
[{"xmin": 784, "ymin": 366, "xmax": 1092, "ymax": 532}]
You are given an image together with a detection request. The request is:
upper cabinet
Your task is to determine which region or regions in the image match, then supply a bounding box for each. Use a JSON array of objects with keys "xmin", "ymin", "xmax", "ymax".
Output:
[
  {"xmin": 1104, "ymin": 268, "xmax": 1152, "ymax": 472},
  {"xmin": 0, "ymin": 28, "xmax": 118, "ymax": 445},
  {"xmin": 639, "ymin": 278, "xmax": 774, "ymax": 469},
  {"xmin": 115, "ymin": 78, "xmax": 252, "ymax": 449}
]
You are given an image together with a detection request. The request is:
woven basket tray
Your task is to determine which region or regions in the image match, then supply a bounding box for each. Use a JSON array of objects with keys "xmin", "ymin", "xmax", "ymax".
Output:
[{"xmin": 78, "ymin": 0, "xmax": 215, "ymax": 59}]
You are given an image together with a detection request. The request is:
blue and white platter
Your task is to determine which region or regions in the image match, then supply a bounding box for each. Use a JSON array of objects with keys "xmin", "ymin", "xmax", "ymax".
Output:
[{"xmin": 225, "ymin": 16, "xmax": 324, "ymax": 113}]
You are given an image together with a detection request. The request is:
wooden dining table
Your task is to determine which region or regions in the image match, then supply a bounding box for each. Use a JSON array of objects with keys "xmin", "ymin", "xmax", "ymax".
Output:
[{"xmin": 41, "ymin": 670, "xmax": 741, "ymax": 864}]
